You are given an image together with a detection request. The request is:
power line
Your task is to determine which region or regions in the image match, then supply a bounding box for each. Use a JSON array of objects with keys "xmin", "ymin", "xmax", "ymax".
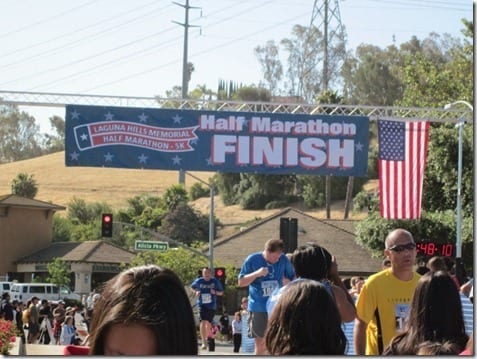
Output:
[
  {"xmin": 2, "ymin": 0, "xmax": 165, "ymax": 60},
  {"xmin": 0, "ymin": 0, "xmax": 100, "ymax": 39},
  {"xmin": 80, "ymin": 9, "xmax": 310, "ymax": 93},
  {"xmin": 20, "ymin": 0, "xmax": 281, "ymax": 91},
  {"xmin": 0, "ymin": 3, "xmax": 175, "ymax": 70}
]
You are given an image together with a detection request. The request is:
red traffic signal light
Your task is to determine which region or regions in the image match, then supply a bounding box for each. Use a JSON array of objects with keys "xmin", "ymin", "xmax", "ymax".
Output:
[
  {"xmin": 214, "ymin": 267, "xmax": 226, "ymax": 288},
  {"xmin": 101, "ymin": 213, "xmax": 113, "ymax": 237},
  {"xmin": 215, "ymin": 268, "xmax": 224, "ymax": 277}
]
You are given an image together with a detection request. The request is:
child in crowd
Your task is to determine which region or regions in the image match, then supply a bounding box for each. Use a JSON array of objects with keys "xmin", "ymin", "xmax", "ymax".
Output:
[{"xmin": 232, "ymin": 311, "xmax": 242, "ymax": 353}]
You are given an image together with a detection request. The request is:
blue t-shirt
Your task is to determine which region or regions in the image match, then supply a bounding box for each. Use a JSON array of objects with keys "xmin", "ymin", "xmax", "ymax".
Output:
[
  {"xmin": 238, "ymin": 252, "xmax": 295, "ymax": 312},
  {"xmin": 190, "ymin": 277, "xmax": 223, "ymax": 310}
]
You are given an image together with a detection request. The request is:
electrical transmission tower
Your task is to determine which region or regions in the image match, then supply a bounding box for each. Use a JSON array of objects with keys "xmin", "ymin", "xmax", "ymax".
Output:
[
  {"xmin": 310, "ymin": 0, "xmax": 347, "ymax": 91},
  {"xmin": 310, "ymin": 0, "xmax": 347, "ymax": 219}
]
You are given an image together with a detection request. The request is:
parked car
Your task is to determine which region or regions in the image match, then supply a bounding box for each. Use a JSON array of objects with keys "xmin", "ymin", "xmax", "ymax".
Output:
[
  {"xmin": 10, "ymin": 283, "xmax": 81, "ymax": 302},
  {"xmin": 0, "ymin": 281, "xmax": 13, "ymax": 296}
]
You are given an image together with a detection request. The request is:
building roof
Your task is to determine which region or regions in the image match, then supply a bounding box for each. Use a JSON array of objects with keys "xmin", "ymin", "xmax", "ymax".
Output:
[
  {"xmin": 16, "ymin": 240, "xmax": 135, "ymax": 264},
  {"xmin": 0, "ymin": 194, "xmax": 65, "ymax": 211},
  {"xmin": 212, "ymin": 207, "xmax": 382, "ymax": 276}
]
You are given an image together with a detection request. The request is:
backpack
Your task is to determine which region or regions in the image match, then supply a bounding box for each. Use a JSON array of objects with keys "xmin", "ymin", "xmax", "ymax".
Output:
[{"xmin": 22, "ymin": 307, "xmax": 30, "ymax": 325}]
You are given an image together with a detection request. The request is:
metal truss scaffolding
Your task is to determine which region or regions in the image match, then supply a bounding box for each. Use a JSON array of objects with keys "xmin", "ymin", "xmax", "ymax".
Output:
[{"xmin": 0, "ymin": 90, "xmax": 472, "ymax": 123}]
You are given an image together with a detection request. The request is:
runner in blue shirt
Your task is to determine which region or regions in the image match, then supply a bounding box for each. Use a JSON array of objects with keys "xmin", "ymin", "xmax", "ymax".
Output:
[
  {"xmin": 191, "ymin": 267, "xmax": 224, "ymax": 350},
  {"xmin": 238, "ymin": 238, "xmax": 295, "ymax": 355}
]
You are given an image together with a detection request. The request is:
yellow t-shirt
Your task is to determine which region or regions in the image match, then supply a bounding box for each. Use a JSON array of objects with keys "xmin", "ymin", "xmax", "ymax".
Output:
[{"xmin": 355, "ymin": 269, "xmax": 420, "ymax": 355}]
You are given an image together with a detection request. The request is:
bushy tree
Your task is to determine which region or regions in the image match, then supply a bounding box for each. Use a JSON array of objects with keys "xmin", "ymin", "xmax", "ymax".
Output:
[
  {"xmin": 163, "ymin": 184, "xmax": 188, "ymax": 211},
  {"xmin": 355, "ymin": 210, "xmax": 473, "ymax": 272},
  {"xmin": 129, "ymin": 247, "xmax": 209, "ymax": 285},
  {"xmin": 189, "ymin": 182, "xmax": 210, "ymax": 201},
  {"xmin": 423, "ymin": 124, "xmax": 473, "ymax": 217},
  {"xmin": 236, "ymin": 173, "xmax": 297, "ymax": 210},
  {"xmin": 42, "ymin": 115, "xmax": 65, "ymax": 153},
  {"xmin": 11, "ymin": 172, "xmax": 38, "ymax": 199},
  {"xmin": 67, "ymin": 197, "xmax": 112, "ymax": 225},
  {"xmin": 0, "ymin": 105, "xmax": 44, "ymax": 163},
  {"xmin": 47, "ymin": 258, "xmax": 71, "ymax": 287},
  {"xmin": 159, "ymin": 202, "xmax": 211, "ymax": 245},
  {"xmin": 52, "ymin": 215, "xmax": 74, "ymax": 242},
  {"xmin": 254, "ymin": 40, "xmax": 283, "ymax": 96}
]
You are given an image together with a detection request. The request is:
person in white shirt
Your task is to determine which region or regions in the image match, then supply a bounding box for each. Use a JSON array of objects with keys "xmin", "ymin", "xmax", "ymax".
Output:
[
  {"xmin": 60, "ymin": 315, "xmax": 76, "ymax": 345},
  {"xmin": 231, "ymin": 311, "xmax": 242, "ymax": 353}
]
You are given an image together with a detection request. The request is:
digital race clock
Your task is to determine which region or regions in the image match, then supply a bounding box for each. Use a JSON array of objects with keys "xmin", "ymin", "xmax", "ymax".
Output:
[{"xmin": 415, "ymin": 241, "xmax": 455, "ymax": 257}]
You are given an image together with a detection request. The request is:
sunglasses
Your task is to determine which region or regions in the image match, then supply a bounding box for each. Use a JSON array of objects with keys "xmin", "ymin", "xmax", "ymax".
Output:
[{"xmin": 388, "ymin": 242, "xmax": 416, "ymax": 252}]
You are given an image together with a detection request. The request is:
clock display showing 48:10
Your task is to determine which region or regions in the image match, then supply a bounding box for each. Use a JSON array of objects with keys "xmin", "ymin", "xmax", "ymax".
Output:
[{"xmin": 415, "ymin": 242, "xmax": 455, "ymax": 257}]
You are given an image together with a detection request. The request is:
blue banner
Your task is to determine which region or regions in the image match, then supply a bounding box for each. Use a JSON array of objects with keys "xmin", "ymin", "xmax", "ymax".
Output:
[{"xmin": 65, "ymin": 105, "xmax": 369, "ymax": 176}]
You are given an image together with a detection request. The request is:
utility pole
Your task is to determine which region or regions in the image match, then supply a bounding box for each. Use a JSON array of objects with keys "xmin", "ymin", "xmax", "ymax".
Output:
[
  {"xmin": 173, "ymin": 0, "xmax": 200, "ymax": 184},
  {"xmin": 310, "ymin": 0, "xmax": 346, "ymax": 219}
]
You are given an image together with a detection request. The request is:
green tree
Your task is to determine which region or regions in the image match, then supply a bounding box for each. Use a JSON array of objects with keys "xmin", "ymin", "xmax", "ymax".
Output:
[
  {"xmin": 163, "ymin": 184, "xmax": 188, "ymax": 211},
  {"xmin": 355, "ymin": 211, "xmax": 473, "ymax": 272},
  {"xmin": 280, "ymin": 24, "xmax": 323, "ymax": 102},
  {"xmin": 254, "ymin": 40, "xmax": 283, "ymax": 96},
  {"xmin": 52, "ymin": 215, "xmax": 73, "ymax": 242},
  {"xmin": 423, "ymin": 124, "xmax": 473, "ymax": 217},
  {"xmin": 235, "ymin": 173, "xmax": 297, "ymax": 210},
  {"xmin": 47, "ymin": 257, "xmax": 71, "ymax": 287},
  {"xmin": 189, "ymin": 182, "xmax": 210, "ymax": 201},
  {"xmin": 11, "ymin": 172, "xmax": 38, "ymax": 198},
  {"xmin": 129, "ymin": 247, "xmax": 209, "ymax": 285},
  {"xmin": 42, "ymin": 115, "xmax": 65, "ymax": 153},
  {"xmin": 159, "ymin": 202, "xmax": 211, "ymax": 245},
  {"xmin": 215, "ymin": 173, "xmax": 241, "ymax": 205},
  {"xmin": 117, "ymin": 194, "xmax": 164, "ymax": 230},
  {"xmin": 0, "ymin": 105, "xmax": 44, "ymax": 163},
  {"xmin": 67, "ymin": 197, "xmax": 111, "ymax": 225},
  {"xmin": 341, "ymin": 44, "xmax": 404, "ymax": 106}
]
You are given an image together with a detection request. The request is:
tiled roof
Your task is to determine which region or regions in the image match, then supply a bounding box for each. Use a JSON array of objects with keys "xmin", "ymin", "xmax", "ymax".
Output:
[
  {"xmin": 16, "ymin": 240, "xmax": 135, "ymax": 264},
  {"xmin": 0, "ymin": 194, "xmax": 65, "ymax": 211},
  {"xmin": 212, "ymin": 207, "xmax": 382, "ymax": 276}
]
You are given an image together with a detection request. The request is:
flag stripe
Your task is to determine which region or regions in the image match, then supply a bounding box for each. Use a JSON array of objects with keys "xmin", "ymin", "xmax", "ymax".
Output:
[{"xmin": 378, "ymin": 120, "xmax": 430, "ymax": 219}]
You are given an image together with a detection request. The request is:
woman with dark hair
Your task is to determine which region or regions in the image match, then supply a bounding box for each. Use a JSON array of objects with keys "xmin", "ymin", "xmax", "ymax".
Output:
[
  {"xmin": 265, "ymin": 279, "xmax": 347, "ymax": 355},
  {"xmin": 383, "ymin": 270, "xmax": 468, "ymax": 355},
  {"xmin": 63, "ymin": 265, "xmax": 198, "ymax": 355},
  {"xmin": 267, "ymin": 242, "xmax": 355, "ymax": 323}
]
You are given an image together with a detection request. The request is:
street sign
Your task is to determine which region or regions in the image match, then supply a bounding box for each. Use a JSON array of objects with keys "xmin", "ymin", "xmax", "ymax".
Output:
[{"xmin": 134, "ymin": 240, "xmax": 169, "ymax": 252}]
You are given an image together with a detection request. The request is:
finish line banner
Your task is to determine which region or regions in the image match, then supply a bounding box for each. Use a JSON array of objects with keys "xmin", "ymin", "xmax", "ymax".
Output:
[{"xmin": 65, "ymin": 105, "xmax": 369, "ymax": 176}]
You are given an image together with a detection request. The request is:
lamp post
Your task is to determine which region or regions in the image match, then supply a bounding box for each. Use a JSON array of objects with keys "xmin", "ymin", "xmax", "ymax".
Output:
[
  {"xmin": 180, "ymin": 170, "xmax": 215, "ymax": 270},
  {"xmin": 444, "ymin": 100, "xmax": 473, "ymax": 283}
]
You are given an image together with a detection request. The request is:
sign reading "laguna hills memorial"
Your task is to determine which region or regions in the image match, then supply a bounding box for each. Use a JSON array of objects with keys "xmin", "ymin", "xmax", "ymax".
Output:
[{"xmin": 65, "ymin": 105, "xmax": 369, "ymax": 176}]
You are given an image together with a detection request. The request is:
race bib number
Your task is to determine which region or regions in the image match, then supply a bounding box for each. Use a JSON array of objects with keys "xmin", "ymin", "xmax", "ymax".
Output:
[
  {"xmin": 394, "ymin": 303, "xmax": 410, "ymax": 331},
  {"xmin": 261, "ymin": 280, "xmax": 279, "ymax": 297},
  {"xmin": 201, "ymin": 293, "xmax": 212, "ymax": 304}
]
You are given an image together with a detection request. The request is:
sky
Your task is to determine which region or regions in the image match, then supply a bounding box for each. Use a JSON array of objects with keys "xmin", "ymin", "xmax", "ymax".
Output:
[{"xmin": 0, "ymin": 0, "xmax": 472, "ymax": 133}]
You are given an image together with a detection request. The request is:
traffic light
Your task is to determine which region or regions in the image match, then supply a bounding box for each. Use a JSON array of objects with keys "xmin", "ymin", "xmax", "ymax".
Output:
[
  {"xmin": 101, "ymin": 213, "xmax": 113, "ymax": 237},
  {"xmin": 280, "ymin": 217, "xmax": 298, "ymax": 253},
  {"xmin": 214, "ymin": 267, "xmax": 226, "ymax": 288}
]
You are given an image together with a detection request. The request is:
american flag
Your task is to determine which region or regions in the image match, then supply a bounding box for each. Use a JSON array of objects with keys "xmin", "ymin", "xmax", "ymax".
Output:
[{"xmin": 378, "ymin": 120, "xmax": 430, "ymax": 219}]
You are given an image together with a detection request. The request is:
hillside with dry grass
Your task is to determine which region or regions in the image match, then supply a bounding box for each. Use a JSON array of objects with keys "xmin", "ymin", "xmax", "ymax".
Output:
[{"xmin": 0, "ymin": 152, "xmax": 373, "ymax": 230}]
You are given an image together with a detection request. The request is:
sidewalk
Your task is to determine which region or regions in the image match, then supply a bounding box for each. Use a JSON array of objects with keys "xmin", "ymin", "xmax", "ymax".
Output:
[
  {"xmin": 25, "ymin": 343, "xmax": 65, "ymax": 355},
  {"xmin": 199, "ymin": 342, "xmax": 251, "ymax": 356}
]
